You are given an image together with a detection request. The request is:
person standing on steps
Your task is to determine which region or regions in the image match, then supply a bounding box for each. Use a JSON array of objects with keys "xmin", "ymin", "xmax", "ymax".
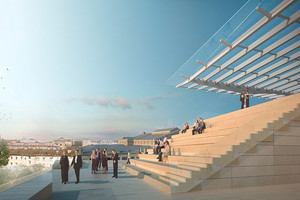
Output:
[
  {"xmin": 70, "ymin": 150, "xmax": 82, "ymax": 184},
  {"xmin": 245, "ymin": 90, "xmax": 250, "ymax": 108},
  {"xmin": 240, "ymin": 90, "xmax": 245, "ymax": 109},
  {"xmin": 111, "ymin": 149, "xmax": 118, "ymax": 178}
]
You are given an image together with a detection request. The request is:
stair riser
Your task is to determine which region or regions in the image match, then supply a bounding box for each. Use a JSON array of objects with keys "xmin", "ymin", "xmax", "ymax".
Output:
[{"xmin": 132, "ymin": 160, "xmax": 193, "ymax": 178}]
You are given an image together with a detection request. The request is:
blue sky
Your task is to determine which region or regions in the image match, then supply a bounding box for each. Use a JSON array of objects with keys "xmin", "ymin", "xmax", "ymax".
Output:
[{"xmin": 0, "ymin": 0, "xmax": 270, "ymax": 140}]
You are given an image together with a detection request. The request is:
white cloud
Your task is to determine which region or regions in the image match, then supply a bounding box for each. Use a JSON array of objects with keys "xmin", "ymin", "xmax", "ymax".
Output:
[
  {"xmin": 64, "ymin": 96, "xmax": 132, "ymax": 110},
  {"xmin": 112, "ymin": 97, "xmax": 131, "ymax": 110},
  {"xmin": 136, "ymin": 93, "xmax": 178, "ymax": 110}
]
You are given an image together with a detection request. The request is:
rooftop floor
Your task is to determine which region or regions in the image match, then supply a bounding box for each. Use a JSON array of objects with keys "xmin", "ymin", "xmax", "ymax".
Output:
[{"xmin": 51, "ymin": 162, "xmax": 300, "ymax": 200}]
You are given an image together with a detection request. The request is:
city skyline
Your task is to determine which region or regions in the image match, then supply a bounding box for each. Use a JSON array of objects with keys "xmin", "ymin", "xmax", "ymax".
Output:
[{"xmin": 0, "ymin": 0, "xmax": 270, "ymax": 140}]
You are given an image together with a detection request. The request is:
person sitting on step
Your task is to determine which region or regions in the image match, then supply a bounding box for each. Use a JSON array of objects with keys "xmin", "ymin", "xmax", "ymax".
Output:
[
  {"xmin": 157, "ymin": 141, "xmax": 170, "ymax": 162},
  {"xmin": 192, "ymin": 120, "xmax": 199, "ymax": 135},
  {"xmin": 200, "ymin": 118, "xmax": 206, "ymax": 133},
  {"xmin": 158, "ymin": 138, "xmax": 164, "ymax": 152},
  {"xmin": 154, "ymin": 139, "xmax": 160, "ymax": 154}
]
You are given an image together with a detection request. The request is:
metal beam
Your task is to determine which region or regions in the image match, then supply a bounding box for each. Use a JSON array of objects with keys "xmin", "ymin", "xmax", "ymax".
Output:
[
  {"xmin": 190, "ymin": 78, "xmax": 291, "ymax": 96},
  {"xmin": 257, "ymin": 69, "xmax": 300, "ymax": 88},
  {"xmin": 246, "ymin": 61, "xmax": 300, "ymax": 87},
  {"xmin": 283, "ymin": 84, "xmax": 300, "ymax": 92},
  {"xmin": 176, "ymin": 0, "xmax": 296, "ymax": 88},
  {"xmin": 203, "ymin": 9, "xmax": 300, "ymax": 82},
  {"xmin": 227, "ymin": 42, "xmax": 300, "ymax": 84},
  {"xmin": 292, "ymin": 89, "xmax": 300, "ymax": 94},
  {"xmin": 267, "ymin": 95, "xmax": 285, "ymax": 99}
]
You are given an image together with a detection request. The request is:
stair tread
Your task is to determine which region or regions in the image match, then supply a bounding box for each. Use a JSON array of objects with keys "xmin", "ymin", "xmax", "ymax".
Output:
[
  {"xmin": 123, "ymin": 164, "xmax": 180, "ymax": 186},
  {"xmin": 133, "ymin": 159, "xmax": 195, "ymax": 172}
]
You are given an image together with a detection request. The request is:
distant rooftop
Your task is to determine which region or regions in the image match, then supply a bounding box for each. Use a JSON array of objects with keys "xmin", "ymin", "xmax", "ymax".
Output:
[
  {"xmin": 121, "ymin": 127, "xmax": 180, "ymax": 141},
  {"xmin": 81, "ymin": 144, "xmax": 148, "ymax": 155}
]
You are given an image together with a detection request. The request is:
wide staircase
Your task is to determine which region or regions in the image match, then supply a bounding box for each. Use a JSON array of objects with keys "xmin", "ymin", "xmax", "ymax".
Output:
[{"xmin": 122, "ymin": 93, "xmax": 300, "ymax": 193}]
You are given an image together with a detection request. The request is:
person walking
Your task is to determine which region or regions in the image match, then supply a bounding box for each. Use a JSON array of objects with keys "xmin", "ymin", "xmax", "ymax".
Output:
[
  {"xmin": 60, "ymin": 151, "xmax": 69, "ymax": 184},
  {"xmin": 126, "ymin": 150, "xmax": 131, "ymax": 164},
  {"xmin": 70, "ymin": 150, "xmax": 82, "ymax": 184}
]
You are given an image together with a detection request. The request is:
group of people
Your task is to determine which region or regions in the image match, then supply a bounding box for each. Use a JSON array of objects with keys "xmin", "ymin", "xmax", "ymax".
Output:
[
  {"xmin": 192, "ymin": 118, "xmax": 206, "ymax": 135},
  {"xmin": 157, "ymin": 141, "xmax": 170, "ymax": 162},
  {"xmin": 90, "ymin": 148, "xmax": 108, "ymax": 174},
  {"xmin": 59, "ymin": 148, "xmax": 119, "ymax": 185},
  {"xmin": 152, "ymin": 135, "xmax": 170, "ymax": 162},
  {"xmin": 240, "ymin": 90, "xmax": 250, "ymax": 109},
  {"xmin": 91, "ymin": 148, "xmax": 119, "ymax": 178},
  {"xmin": 154, "ymin": 135, "xmax": 168, "ymax": 155},
  {"xmin": 180, "ymin": 123, "xmax": 189, "ymax": 134},
  {"xmin": 180, "ymin": 118, "xmax": 206, "ymax": 135}
]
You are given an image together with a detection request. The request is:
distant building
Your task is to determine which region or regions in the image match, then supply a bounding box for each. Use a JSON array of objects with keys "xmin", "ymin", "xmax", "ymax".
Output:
[
  {"xmin": 7, "ymin": 148, "xmax": 75, "ymax": 168},
  {"xmin": 5, "ymin": 138, "xmax": 73, "ymax": 151},
  {"xmin": 81, "ymin": 144, "xmax": 147, "ymax": 155},
  {"xmin": 82, "ymin": 139, "xmax": 118, "ymax": 147},
  {"xmin": 118, "ymin": 127, "xmax": 180, "ymax": 147}
]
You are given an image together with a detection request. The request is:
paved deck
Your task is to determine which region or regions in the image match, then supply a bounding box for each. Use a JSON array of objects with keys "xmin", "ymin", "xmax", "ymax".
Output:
[
  {"xmin": 0, "ymin": 172, "xmax": 52, "ymax": 200},
  {"xmin": 51, "ymin": 162, "xmax": 300, "ymax": 200}
]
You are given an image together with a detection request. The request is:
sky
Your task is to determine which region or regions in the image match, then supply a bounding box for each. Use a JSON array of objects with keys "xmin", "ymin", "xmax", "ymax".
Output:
[{"xmin": 0, "ymin": 0, "xmax": 271, "ymax": 140}]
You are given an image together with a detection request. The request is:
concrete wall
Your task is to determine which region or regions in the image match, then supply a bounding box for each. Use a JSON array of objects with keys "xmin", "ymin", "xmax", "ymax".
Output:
[{"xmin": 193, "ymin": 120, "xmax": 300, "ymax": 191}]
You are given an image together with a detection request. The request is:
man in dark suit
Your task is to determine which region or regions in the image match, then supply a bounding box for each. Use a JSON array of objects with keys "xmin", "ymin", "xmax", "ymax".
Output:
[
  {"xmin": 70, "ymin": 150, "xmax": 82, "ymax": 184},
  {"xmin": 111, "ymin": 149, "xmax": 118, "ymax": 178},
  {"xmin": 96, "ymin": 148, "xmax": 101, "ymax": 171}
]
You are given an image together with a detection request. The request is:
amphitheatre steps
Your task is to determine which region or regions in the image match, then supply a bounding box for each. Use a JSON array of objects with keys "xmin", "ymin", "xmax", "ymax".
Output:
[
  {"xmin": 131, "ymin": 159, "xmax": 194, "ymax": 178},
  {"xmin": 123, "ymin": 93, "xmax": 300, "ymax": 193},
  {"xmin": 122, "ymin": 164, "xmax": 172, "ymax": 192}
]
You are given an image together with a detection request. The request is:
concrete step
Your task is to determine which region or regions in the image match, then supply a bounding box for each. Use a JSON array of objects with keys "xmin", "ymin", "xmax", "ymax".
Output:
[
  {"xmin": 175, "ymin": 161, "xmax": 208, "ymax": 168},
  {"xmin": 170, "ymin": 145, "xmax": 211, "ymax": 155},
  {"xmin": 131, "ymin": 159, "xmax": 193, "ymax": 178},
  {"xmin": 289, "ymin": 120, "xmax": 300, "ymax": 127},
  {"xmin": 138, "ymin": 154, "xmax": 214, "ymax": 165},
  {"xmin": 274, "ymin": 126, "xmax": 300, "ymax": 136},
  {"xmin": 171, "ymin": 136, "xmax": 223, "ymax": 146},
  {"xmin": 165, "ymin": 171, "xmax": 188, "ymax": 183},
  {"xmin": 203, "ymin": 99, "xmax": 279, "ymax": 124},
  {"xmin": 172, "ymin": 129, "xmax": 233, "ymax": 142},
  {"xmin": 129, "ymin": 160, "xmax": 187, "ymax": 186},
  {"xmin": 177, "ymin": 164, "xmax": 202, "ymax": 171},
  {"xmin": 158, "ymin": 175, "xmax": 181, "ymax": 186},
  {"xmin": 122, "ymin": 164, "xmax": 171, "ymax": 192}
]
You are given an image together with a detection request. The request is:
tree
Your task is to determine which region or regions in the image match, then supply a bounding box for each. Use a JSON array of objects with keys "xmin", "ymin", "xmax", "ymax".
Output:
[{"xmin": 0, "ymin": 139, "xmax": 10, "ymax": 166}]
